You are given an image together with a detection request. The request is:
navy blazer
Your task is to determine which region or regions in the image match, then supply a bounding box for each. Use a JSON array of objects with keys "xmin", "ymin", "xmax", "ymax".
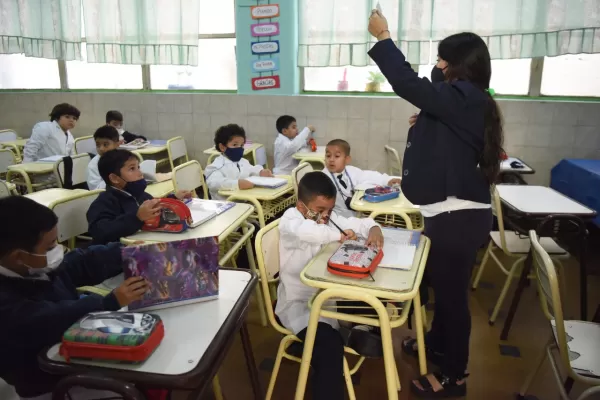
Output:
[{"xmin": 368, "ymin": 39, "xmax": 491, "ymax": 206}]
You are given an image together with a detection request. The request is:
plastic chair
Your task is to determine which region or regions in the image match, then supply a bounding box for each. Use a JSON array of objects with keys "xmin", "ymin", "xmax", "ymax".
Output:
[
  {"xmin": 0, "ymin": 181, "xmax": 12, "ymax": 198},
  {"xmin": 253, "ymin": 144, "xmax": 268, "ymax": 168},
  {"xmin": 472, "ymin": 186, "xmax": 569, "ymax": 325},
  {"xmin": 74, "ymin": 135, "xmax": 97, "ymax": 155},
  {"xmin": 0, "ymin": 129, "xmax": 18, "ymax": 142},
  {"xmin": 291, "ymin": 162, "xmax": 313, "ymax": 197},
  {"xmin": 172, "ymin": 160, "xmax": 208, "ymax": 199},
  {"xmin": 167, "ymin": 136, "xmax": 189, "ymax": 170},
  {"xmin": 0, "ymin": 148, "xmax": 17, "ymax": 176},
  {"xmin": 53, "ymin": 153, "xmax": 92, "ymax": 189},
  {"xmin": 255, "ymin": 220, "xmax": 367, "ymax": 400},
  {"xmin": 517, "ymin": 230, "xmax": 600, "ymax": 400},
  {"xmin": 384, "ymin": 145, "xmax": 402, "ymax": 176},
  {"xmin": 50, "ymin": 190, "xmax": 102, "ymax": 249}
]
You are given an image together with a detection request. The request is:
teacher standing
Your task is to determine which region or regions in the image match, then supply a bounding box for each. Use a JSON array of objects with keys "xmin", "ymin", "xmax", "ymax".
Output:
[{"xmin": 368, "ymin": 9, "xmax": 503, "ymax": 399}]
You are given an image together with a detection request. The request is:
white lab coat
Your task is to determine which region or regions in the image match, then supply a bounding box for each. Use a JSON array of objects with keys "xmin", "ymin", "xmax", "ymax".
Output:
[
  {"xmin": 204, "ymin": 154, "xmax": 264, "ymax": 200},
  {"xmin": 23, "ymin": 121, "xmax": 74, "ymax": 163},
  {"xmin": 275, "ymin": 207, "xmax": 378, "ymax": 334},
  {"xmin": 86, "ymin": 154, "xmax": 106, "ymax": 190},
  {"xmin": 327, "ymin": 165, "xmax": 392, "ymax": 218},
  {"xmin": 273, "ymin": 127, "xmax": 311, "ymax": 175}
]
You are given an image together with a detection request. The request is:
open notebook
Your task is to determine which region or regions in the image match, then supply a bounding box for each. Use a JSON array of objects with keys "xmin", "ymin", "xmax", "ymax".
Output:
[
  {"xmin": 379, "ymin": 228, "xmax": 421, "ymax": 270},
  {"xmin": 246, "ymin": 176, "xmax": 288, "ymax": 189},
  {"xmin": 121, "ymin": 139, "xmax": 150, "ymax": 150},
  {"xmin": 185, "ymin": 198, "xmax": 235, "ymax": 228}
]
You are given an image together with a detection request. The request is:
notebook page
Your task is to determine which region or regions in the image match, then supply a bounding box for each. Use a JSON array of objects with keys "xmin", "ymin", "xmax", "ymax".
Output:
[
  {"xmin": 379, "ymin": 228, "xmax": 419, "ymax": 270},
  {"xmin": 246, "ymin": 176, "xmax": 287, "ymax": 187}
]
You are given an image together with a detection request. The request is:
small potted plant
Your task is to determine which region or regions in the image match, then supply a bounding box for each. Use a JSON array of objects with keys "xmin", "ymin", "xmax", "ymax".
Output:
[{"xmin": 365, "ymin": 71, "xmax": 385, "ymax": 92}]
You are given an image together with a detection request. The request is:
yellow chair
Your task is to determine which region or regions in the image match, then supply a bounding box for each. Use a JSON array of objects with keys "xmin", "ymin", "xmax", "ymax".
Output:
[
  {"xmin": 167, "ymin": 136, "xmax": 189, "ymax": 170},
  {"xmin": 50, "ymin": 190, "xmax": 103, "ymax": 249},
  {"xmin": 0, "ymin": 181, "xmax": 13, "ymax": 198},
  {"xmin": 291, "ymin": 162, "xmax": 313, "ymax": 197},
  {"xmin": 517, "ymin": 230, "xmax": 600, "ymax": 400},
  {"xmin": 384, "ymin": 145, "xmax": 402, "ymax": 176},
  {"xmin": 255, "ymin": 220, "xmax": 367, "ymax": 400},
  {"xmin": 0, "ymin": 148, "xmax": 17, "ymax": 179},
  {"xmin": 252, "ymin": 144, "xmax": 268, "ymax": 168},
  {"xmin": 172, "ymin": 160, "xmax": 208, "ymax": 199},
  {"xmin": 472, "ymin": 186, "xmax": 568, "ymax": 324},
  {"xmin": 74, "ymin": 135, "xmax": 97, "ymax": 155},
  {"xmin": 369, "ymin": 209, "xmax": 413, "ymax": 230},
  {"xmin": 53, "ymin": 153, "xmax": 92, "ymax": 188},
  {"xmin": 0, "ymin": 129, "xmax": 18, "ymax": 142}
]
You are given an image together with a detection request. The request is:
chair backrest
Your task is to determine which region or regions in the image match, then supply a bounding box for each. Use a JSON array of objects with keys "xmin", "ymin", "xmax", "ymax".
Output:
[
  {"xmin": 74, "ymin": 136, "xmax": 97, "ymax": 155},
  {"xmin": 0, "ymin": 130, "xmax": 18, "ymax": 142},
  {"xmin": 369, "ymin": 210, "xmax": 413, "ymax": 230},
  {"xmin": 0, "ymin": 148, "xmax": 17, "ymax": 174},
  {"xmin": 292, "ymin": 162, "xmax": 313, "ymax": 197},
  {"xmin": 255, "ymin": 219, "xmax": 291, "ymax": 336},
  {"xmin": 167, "ymin": 136, "xmax": 188, "ymax": 169},
  {"xmin": 54, "ymin": 153, "xmax": 92, "ymax": 188},
  {"xmin": 0, "ymin": 181, "xmax": 12, "ymax": 198},
  {"xmin": 51, "ymin": 190, "xmax": 102, "ymax": 243},
  {"xmin": 492, "ymin": 185, "xmax": 514, "ymax": 255},
  {"xmin": 254, "ymin": 145, "xmax": 268, "ymax": 168},
  {"xmin": 384, "ymin": 145, "xmax": 402, "ymax": 176},
  {"xmin": 172, "ymin": 160, "xmax": 208, "ymax": 199}
]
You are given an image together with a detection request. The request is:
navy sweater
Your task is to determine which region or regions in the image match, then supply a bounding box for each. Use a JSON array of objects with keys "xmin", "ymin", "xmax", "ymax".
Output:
[
  {"xmin": 368, "ymin": 39, "xmax": 491, "ymax": 206},
  {"xmin": 87, "ymin": 186, "xmax": 153, "ymax": 245},
  {"xmin": 0, "ymin": 244, "xmax": 122, "ymax": 397}
]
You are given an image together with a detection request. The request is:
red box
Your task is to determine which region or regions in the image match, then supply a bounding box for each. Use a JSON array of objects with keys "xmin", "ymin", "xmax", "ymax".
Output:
[{"xmin": 252, "ymin": 75, "xmax": 280, "ymax": 91}]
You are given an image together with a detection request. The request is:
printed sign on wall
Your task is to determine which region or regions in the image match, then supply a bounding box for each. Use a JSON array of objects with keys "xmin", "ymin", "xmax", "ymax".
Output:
[
  {"xmin": 252, "ymin": 75, "xmax": 280, "ymax": 91},
  {"xmin": 251, "ymin": 22, "xmax": 280, "ymax": 37},
  {"xmin": 250, "ymin": 4, "xmax": 280, "ymax": 19},
  {"xmin": 251, "ymin": 57, "xmax": 279, "ymax": 73},
  {"xmin": 251, "ymin": 40, "xmax": 280, "ymax": 55}
]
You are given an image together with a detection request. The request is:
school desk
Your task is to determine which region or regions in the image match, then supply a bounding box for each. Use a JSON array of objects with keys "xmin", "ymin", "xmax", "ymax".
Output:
[
  {"xmin": 298, "ymin": 236, "xmax": 431, "ymax": 399},
  {"xmin": 351, "ymin": 189, "xmax": 423, "ymax": 230},
  {"xmin": 145, "ymin": 179, "xmax": 174, "ymax": 198},
  {"xmin": 292, "ymin": 146, "xmax": 326, "ymax": 169},
  {"xmin": 136, "ymin": 143, "xmax": 169, "ymax": 169},
  {"xmin": 496, "ymin": 185, "xmax": 597, "ymax": 340},
  {"xmin": 203, "ymin": 142, "xmax": 266, "ymax": 167},
  {"xmin": 218, "ymin": 176, "xmax": 295, "ymax": 228},
  {"xmin": 24, "ymin": 188, "xmax": 87, "ymax": 208},
  {"xmin": 1, "ymin": 138, "xmax": 27, "ymax": 162},
  {"xmin": 499, "ymin": 157, "xmax": 534, "ymax": 184},
  {"xmin": 40, "ymin": 269, "xmax": 263, "ymax": 400},
  {"xmin": 6, "ymin": 161, "xmax": 56, "ymax": 193}
]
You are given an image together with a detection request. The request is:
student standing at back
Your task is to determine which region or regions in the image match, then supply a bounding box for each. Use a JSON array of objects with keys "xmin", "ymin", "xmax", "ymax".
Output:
[
  {"xmin": 368, "ymin": 11, "xmax": 503, "ymax": 398},
  {"xmin": 272, "ymin": 115, "xmax": 315, "ymax": 175},
  {"xmin": 23, "ymin": 103, "xmax": 79, "ymax": 162}
]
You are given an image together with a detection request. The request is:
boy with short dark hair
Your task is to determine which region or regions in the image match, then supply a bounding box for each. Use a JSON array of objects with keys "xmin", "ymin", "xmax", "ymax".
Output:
[
  {"xmin": 0, "ymin": 196, "xmax": 148, "ymax": 399},
  {"xmin": 276, "ymin": 171, "xmax": 383, "ymax": 400},
  {"xmin": 325, "ymin": 139, "xmax": 401, "ymax": 218},
  {"xmin": 87, "ymin": 149, "xmax": 190, "ymax": 245},
  {"xmin": 205, "ymin": 124, "xmax": 273, "ymax": 200},
  {"xmin": 273, "ymin": 115, "xmax": 315, "ymax": 175},
  {"xmin": 87, "ymin": 125, "xmax": 121, "ymax": 190},
  {"xmin": 106, "ymin": 110, "xmax": 147, "ymax": 144}
]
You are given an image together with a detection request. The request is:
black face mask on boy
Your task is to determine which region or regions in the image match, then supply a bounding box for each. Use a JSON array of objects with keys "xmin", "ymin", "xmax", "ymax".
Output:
[{"xmin": 430, "ymin": 66, "xmax": 447, "ymax": 83}]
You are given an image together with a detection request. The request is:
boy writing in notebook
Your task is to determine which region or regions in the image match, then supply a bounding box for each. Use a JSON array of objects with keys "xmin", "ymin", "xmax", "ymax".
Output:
[
  {"xmin": 87, "ymin": 125, "xmax": 120, "ymax": 190},
  {"xmin": 87, "ymin": 149, "xmax": 191, "ymax": 245},
  {"xmin": 205, "ymin": 123, "xmax": 273, "ymax": 200},
  {"xmin": 277, "ymin": 171, "xmax": 384, "ymax": 400},
  {"xmin": 325, "ymin": 139, "xmax": 401, "ymax": 218},
  {"xmin": 273, "ymin": 115, "xmax": 315, "ymax": 175}
]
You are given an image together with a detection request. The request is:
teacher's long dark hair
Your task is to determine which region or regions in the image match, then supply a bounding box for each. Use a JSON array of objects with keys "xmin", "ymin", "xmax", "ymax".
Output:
[{"xmin": 438, "ymin": 32, "xmax": 504, "ymax": 184}]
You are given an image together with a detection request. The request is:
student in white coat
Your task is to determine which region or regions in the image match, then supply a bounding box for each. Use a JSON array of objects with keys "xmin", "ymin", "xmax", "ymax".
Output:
[
  {"xmin": 325, "ymin": 139, "xmax": 402, "ymax": 218},
  {"xmin": 23, "ymin": 103, "xmax": 79, "ymax": 163},
  {"xmin": 276, "ymin": 171, "xmax": 384, "ymax": 400},
  {"xmin": 272, "ymin": 115, "xmax": 315, "ymax": 175},
  {"xmin": 205, "ymin": 124, "xmax": 273, "ymax": 200}
]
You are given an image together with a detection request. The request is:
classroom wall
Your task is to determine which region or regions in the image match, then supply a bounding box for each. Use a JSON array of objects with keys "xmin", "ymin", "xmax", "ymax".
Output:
[{"xmin": 0, "ymin": 92, "xmax": 599, "ymax": 185}]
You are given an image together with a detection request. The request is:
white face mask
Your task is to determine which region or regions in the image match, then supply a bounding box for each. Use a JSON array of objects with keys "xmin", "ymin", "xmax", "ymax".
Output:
[
  {"xmin": 117, "ymin": 128, "xmax": 125, "ymax": 135},
  {"xmin": 24, "ymin": 245, "xmax": 65, "ymax": 275}
]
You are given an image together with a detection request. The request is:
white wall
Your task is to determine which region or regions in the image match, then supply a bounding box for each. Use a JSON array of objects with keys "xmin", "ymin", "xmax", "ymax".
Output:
[{"xmin": 0, "ymin": 92, "xmax": 599, "ymax": 185}]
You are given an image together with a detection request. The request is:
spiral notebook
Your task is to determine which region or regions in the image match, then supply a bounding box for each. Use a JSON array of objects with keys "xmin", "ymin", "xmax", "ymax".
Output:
[{"xmin": 379, "ymin": 228, "xmax": 421, "ymax": 270}]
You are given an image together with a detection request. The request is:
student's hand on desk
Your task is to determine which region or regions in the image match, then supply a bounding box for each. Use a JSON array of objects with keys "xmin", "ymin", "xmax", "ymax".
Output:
[
  {"xmin": 341, "ymin": 229, "xmax": 357, "ymax": 241},
  {"xmin": 114, "ymin": 277, "xmax": 148, "ymax": 307},
  {"xmin": 388, "ymin": 178, "xmax": 402, "ymax": 186},
  {"xmin": 137, "ymin": 199, "xmax": 162, "ymax": 222},
  {"xmin": 239, "ymin": 179, "xmax": 255, "ymax": 190},
  {"xmin": 175, "ymin": 190, "xmax": 192, "ymax": 200},
  {"xmin": 409, "ymin": 113, "xmax": 418, "ymax": 127},
  {"xmin": 366, "ymin": 227, "xmax": 384, "ymax": 249},
  {"xmin": 259, "ymin": 169, "xmax": 273, "ymax": 177}
]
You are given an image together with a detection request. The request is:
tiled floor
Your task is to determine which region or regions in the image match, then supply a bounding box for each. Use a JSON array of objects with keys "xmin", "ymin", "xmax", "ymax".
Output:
[{"xmin": 180, "ymin": 247, "xmax": 600, "ymax": 400}]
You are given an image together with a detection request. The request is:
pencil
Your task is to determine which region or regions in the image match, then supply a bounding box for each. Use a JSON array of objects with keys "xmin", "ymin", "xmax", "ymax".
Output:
[{"xmin": 328, "ymin": 218, "xmax": 346, "ymax": 235}]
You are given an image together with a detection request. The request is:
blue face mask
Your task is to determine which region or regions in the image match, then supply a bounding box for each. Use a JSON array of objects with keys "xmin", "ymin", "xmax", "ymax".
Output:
[
  {"xmin": 123, "ymin": 178, "xmax": 148, "ymax": 199},
  {"xmin": 224, "ymin": 147, "xmax": 244, "ymax": 162}
]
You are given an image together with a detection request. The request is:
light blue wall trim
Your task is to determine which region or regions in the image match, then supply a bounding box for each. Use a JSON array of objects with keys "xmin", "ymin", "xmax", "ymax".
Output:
[{"xmin": 235, "ymin": 0, "xmax": 299, "ymax": 95}]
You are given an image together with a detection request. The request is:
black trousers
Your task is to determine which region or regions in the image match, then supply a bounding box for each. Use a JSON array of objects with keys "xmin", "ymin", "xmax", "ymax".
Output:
[
  {"xmin": 421, "ymin": 208, "xmax": 492, "ymax": 378},
  {"xmin": 296, "ymin": 322, "xmax": 346, "ymax": 400}
]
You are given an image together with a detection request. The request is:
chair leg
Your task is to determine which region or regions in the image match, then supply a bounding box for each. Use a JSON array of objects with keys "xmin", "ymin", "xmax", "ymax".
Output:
[
  {"xmin": 393, "ymin": 360, "xmax": 401, "ymax": 391},
  {"xmin": 212, "ymin": 375, "xmax": 224, "ymax": 400},
  {"xmin": 266, "ymin": 338, "xmax": 292, "ymax": 400},
  {"xmin": 489, "ymin": 258, "xmax": 523, "ymax": 325},
  {"xmin": 518, "ymin": 346, "xmax": 547, "ymax": 398},
  {"xmin": 343, "ymin": 356, "xmax": 357, "ymax": 400},
  {"xmin": 472, "ymin": 241, "xmax": 493, "ymax": 290}
]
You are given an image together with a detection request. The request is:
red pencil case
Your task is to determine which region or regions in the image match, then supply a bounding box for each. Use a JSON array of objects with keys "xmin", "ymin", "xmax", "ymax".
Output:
[
  {"xmin": 327, "ymin": 240, "xmax": 383, "ymax": 279},
  {"xmin": 60, "ymin": 312, "xmax": 164, "ymax": 363}
]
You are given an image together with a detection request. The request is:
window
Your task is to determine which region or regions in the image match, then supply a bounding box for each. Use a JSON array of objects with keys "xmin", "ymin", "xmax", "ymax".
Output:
[
  {"xmin": 541, "ymin": 54, "xmax": 600, "ymax": 97},
  {"xmin": 490, "ymin": 59, "xmax": 531, "ymax": 95},
  {"xmin": 65, "ymin": 44, "xmax": 143, "ymax": 89},
  {"xmin": 199, "ymin": 0, "xmax": 235, "ymax": 35},
  {"xmin": 0, "ymin": 54, "xmax": 60, "ymax": 89},
  {"xmin": 303, "ymin": 66, "xmax": 394, "ymax": 93}
]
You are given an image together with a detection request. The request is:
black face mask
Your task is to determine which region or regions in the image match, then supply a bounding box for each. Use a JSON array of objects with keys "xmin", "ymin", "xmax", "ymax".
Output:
[{"xmin": 431, "ymin": 66, "xmax": 446, "ymax": 83}]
